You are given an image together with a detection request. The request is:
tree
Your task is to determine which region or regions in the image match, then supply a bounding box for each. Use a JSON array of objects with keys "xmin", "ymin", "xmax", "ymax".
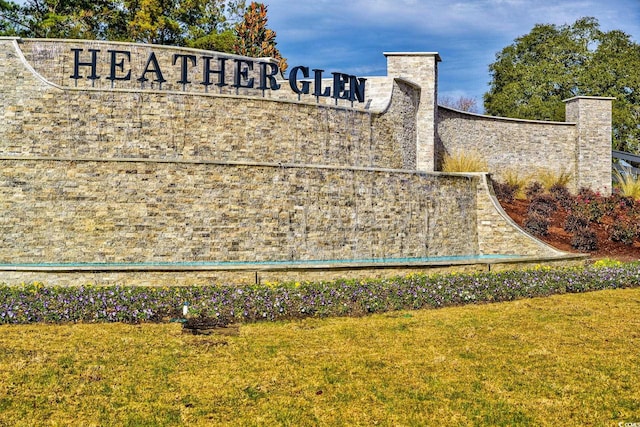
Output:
[
  {"xmin": 125, "ymin": 0, "xmax": 245, "ymax": 48},
  {"xmin": 439, "ymin": 95, "xmax": 480, "ymax": 113},
  {"xmin": 0, "ymin": 0, "xmax": 128, "ymax": 39},
  {"xmin": 484, "ymin": 17, "xmax": 640, "ymax": 152},
  {"xmin": 0, "ymin": 0, "xmax": 246, "ymax": 53},
  {"xmin": 234, "ymin": 2, "xmax": 287, "ymax": 72},
  {"xmin": 0, "ymin": 0, "xmax": 21, "ymax": 35}
]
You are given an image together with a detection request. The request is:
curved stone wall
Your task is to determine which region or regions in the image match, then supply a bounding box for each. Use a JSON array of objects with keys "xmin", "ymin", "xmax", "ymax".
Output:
[
  {"xmin": 0, "ymin": 38, "xmax": 578, "ymax": 284},
  {"xmin": 437, "ymin": 106, "xmax": 576, "ymax": 186},
  {"xmin": 0, "ymin": 38, "xmax": 464, "ymax": 267},
  {"xmin": 436, "ymin": 103, "xmax": 612, "ymax": 194},
  {"xmin": 2, "ymin": 39, "xmax": 417, "ymax": 170}
]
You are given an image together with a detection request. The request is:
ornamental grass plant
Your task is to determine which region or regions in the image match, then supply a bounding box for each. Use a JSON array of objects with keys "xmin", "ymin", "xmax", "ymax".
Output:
[
  {"xmin": 536, "ymin": 168, "xmax": 572, "ymax": 190},
  {"xmin": 501, "ymin": 168, "xmax": 529, "ymax": 199},
  {"xmin": 498, "ymin": 168, "xmax": 571, "ymax": 200},
  {"xmin": 613, "ymin": 167, "xmax": 640, "ymax": 199},
  {"xmin": 442, "ymin": 150, "xmax": 488, "ymax": 172}
]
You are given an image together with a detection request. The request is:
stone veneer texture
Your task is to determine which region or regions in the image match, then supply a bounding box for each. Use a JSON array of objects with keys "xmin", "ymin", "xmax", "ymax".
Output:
[
  {"xmin": 0, "ymin": 38, "xmax": 573, "ymax": 280},
  {"xmin": 437, "ymin": 107, "xmax": 578, "ymax": 190},
  {"xmin": 2, "ymin": 39, "xmax": 417, "ymax": 170},
  {"xmin": 0, "ymin": 159, "xmax": 479, "ymax": 264}
]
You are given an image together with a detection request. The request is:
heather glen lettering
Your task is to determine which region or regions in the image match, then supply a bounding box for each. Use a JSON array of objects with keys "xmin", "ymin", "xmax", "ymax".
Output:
[{"xmin": 70, "ymin": 48, "xmax": 367, "ymax": 103}]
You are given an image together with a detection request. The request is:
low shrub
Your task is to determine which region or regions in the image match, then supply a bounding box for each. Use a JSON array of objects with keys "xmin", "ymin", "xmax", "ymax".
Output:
[
  {"xmin": 571, "ymin": 228, "xmax": 598, "ymax": 252},
  {"xmin": 574, "ymin": 188, "xmax": 608, "ymax": 223},
  {"xmin": 525, "ymin": 181, "xmax": 544, "ymax": 199},
  {"xmin": 524, "ymin": 213, "xmax": 550, "ymax": 236},
  {"xmin": 492, "ymin": 180, "xmax": 518, "ymax": 203},
  {"xmin": 549, "ymin": 183, "xmax": 574, "ymax": 209},
  {"xmin": 577, "ymin": 187, "xmax": 598, "ymax": 201},
  {"xmin": 524, "ymin": 194, "xmax": 557, "ymax": 237},
  {"xmin": 564, "ymin": 213, "xmax": 589, "ymax": 233},
  {"xmin": 610, "ymin": 221, "xmax": 638, "ymax": 245},
  {"xmin": 527, "ymin": 194, "xmax": 557, "ymax": 217},
  {"xmin": 610, "ymin": 191, "xmax": 637, "ymax": 210}
]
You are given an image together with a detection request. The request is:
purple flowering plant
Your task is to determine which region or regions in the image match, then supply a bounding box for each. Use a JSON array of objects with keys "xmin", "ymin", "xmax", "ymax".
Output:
[{"xmin": 1, "ymin": 262, "xmax": 639, "ymax": 324}]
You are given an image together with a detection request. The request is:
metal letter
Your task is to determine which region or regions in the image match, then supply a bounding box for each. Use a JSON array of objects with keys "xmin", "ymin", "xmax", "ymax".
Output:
[
  {"xmin": 258, "ymin": 62, "xmax": 281, "ymax": 90},
  {"xmin": 173, "ymin": 54, "xmax": 197, "ymax": 88},
  {"xmin": 70, "ymin": 48, "xmax": 100, "ymax": 83},
  {"xmin": 107, "ymin": 50, "xmax": 131, "ymax": 82},
  {"xmin": 350, "ymin": 76, "xmax": 367, "ymax": 102},
  {"xmin": 233, "ymin": 59, "xmax": 255, "ymax": 89},
  {"xmin": 288, "ymin": 66, "xmax": 310, "ymax": 94},
  {"xmin": 201, "ymin": 56, "xmax": 228, "ymax": 89},
  {"xmin": 312, "ymin": 69, "xmax": 331, "ymax": 97},
  {"xmin": 137, "ymin": 52, "xmax": 167, "ymax": 85},
  {"xmin": 332, "ymin": 72, "xmax": 351, "ymax": 100}
]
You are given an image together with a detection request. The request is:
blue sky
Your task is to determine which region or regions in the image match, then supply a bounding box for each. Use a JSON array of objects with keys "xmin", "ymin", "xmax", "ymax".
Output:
[{"xmin": 264, "ymin": 0, "xmax": 640, "ymax": 109}]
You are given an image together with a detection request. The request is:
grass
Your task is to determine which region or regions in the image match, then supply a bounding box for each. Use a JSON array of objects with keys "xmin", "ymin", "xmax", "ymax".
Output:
[
  {"xmin": 502, "ymin": 168, "xmax": 530, "ymax": 199},
  {"xmin": 442, "ymin": 150, "xmax": 488, "ymax": 172},
  {"xmin": 1, "ymin": 288, "xmax": 639, "ymax": 426},
  {"xmin": 614, "ymin": 167, "xmax": 640, "ymax": 199},
  {"xmin": 536, "ymin": 168, "xmax": 573, "ymax": 190},
  {"xmin": 498, "ymin": 168, "xmax": 573, "ymax": 199}
]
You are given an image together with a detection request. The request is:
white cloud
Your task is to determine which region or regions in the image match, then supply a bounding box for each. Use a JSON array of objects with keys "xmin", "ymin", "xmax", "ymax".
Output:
[
  {"xmin": 266, "ymin": 0, "xmax": 640, "ymax": 103},
  {"xmin": 272, "ymin": 0, "xmax": 639, "ymax": 40}
]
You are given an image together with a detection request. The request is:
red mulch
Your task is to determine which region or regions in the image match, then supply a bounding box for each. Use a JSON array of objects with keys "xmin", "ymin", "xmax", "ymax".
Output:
[{"xmin": 500, "ymin": 198, "xmax": 640, "ymax": 262}]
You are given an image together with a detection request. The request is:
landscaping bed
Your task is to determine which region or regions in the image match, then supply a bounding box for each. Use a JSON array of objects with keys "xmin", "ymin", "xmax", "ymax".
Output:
[
  {"xmin": 1, "ymin": 260, "xmax": 638, "ymax": 324},
  {"xmin": 495, "ymin": 181, "xmax": 640, "ymax": 261},
  {"xmin": 501, "ymin": 197, "xmax": 640, "ymax": 261}
]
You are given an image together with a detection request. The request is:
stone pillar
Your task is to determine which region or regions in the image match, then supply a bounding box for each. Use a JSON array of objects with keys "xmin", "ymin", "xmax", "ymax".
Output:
[
  {"xmin": 384, "ymin": 52, "xmax": 441, "ymax": 172},
  {"xmin": 564, "ymin": 96, "xmax": 615, "ymax": 195}
]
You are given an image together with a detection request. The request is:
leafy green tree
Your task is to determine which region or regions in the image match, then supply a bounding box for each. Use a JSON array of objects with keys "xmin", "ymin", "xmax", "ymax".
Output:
[
  {"xmin": 0, "ymin": 0, "xmax": 246, "ymax": 53},
  {"xmin": 234, "ymin": 2, "xmax": 287, "ymax": 72},
  {"xmin": 0, "ymin": 0, "xmax": 128, "ymax": 39},
  {"xmin": 125, "ymin": 0, "xmax": 245, "ymax": 47},
  {"xmin": 485, "ymin": 17, "xmax": 640, "ymax": 152}
]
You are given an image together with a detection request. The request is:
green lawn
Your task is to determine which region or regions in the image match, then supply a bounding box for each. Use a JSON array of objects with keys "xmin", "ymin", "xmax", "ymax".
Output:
[{"xmin": 1, "ymin": 288, "xmax": 639, "ymax": 426}]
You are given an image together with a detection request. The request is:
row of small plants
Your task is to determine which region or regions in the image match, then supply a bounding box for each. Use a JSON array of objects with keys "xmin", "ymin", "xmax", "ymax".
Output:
[
  {"xmin": 494, "ymin": 179, "xmax": 640, "ymax": 251},
  {"xmin": 1, "ymin": 260, "xmax": 638, "ymax": 324}
]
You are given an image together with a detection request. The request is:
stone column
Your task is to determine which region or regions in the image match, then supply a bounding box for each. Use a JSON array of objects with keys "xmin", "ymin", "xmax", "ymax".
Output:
[
  {"xmin": 564, "ymin": 96, "xmax": 615, "ymax": 195},
  {"xmin": 384, "ymin": 52, "xmax": 441, "ymax": 172}
]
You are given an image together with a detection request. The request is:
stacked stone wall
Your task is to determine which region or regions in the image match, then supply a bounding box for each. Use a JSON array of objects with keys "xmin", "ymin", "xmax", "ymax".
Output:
[
  {"xmin": 565, "ymin": 96, "xmax": 614, "ymax": 194},
  {"xmin": 436, "ymin": 107, "xmax": 578, "ymax": 191},
  {"xmin": 0, "ymin": 38, "xmax": 581, "ymax": 285},
  {"xmin": 2, "ymin": 39, "xmax": 416, "ymax": 170},
  {"xmin": 474, "ymin": 174, "xmax": 562, "ymax": 256},
  {"xmin": 385, "ymin": 52, "xmax": 439, "ymax": 172},
  {"xmin": 0, "ymin": 159, "xmax": 479, "ymax": 264}
]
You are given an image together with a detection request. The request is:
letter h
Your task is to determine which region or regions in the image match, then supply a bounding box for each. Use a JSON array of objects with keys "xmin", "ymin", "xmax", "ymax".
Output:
[{"xmin": 70, "ymin": 48, "xmax": 100, "ymax": 86}]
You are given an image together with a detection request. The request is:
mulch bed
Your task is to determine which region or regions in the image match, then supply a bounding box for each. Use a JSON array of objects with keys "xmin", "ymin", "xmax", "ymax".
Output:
[{"xmin": 500, "ymin": 198, "xmax": 640, "ymax": 262}]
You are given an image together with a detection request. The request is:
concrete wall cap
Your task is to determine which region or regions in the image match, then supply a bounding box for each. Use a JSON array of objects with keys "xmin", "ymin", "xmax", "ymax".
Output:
[
  {"xmin": 437, "ymin": 105, "xmax": 574, "ymax": 125},
  {"xmin": 383, "ymin": 52, "xmax": 442, "ymax": 61},
  {"xmin": 563, "ymin": 96, "xmax": 616, "ymax": 102}
]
